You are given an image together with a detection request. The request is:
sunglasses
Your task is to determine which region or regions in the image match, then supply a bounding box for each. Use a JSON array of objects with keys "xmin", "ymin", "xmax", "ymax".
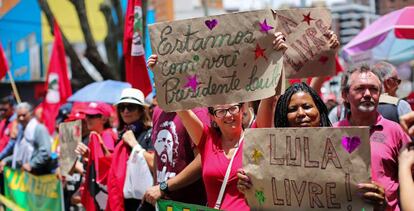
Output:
[
  {"xmin": 212, "ymin": 104, "xmax": 242, "ymax": 118},
  {"xmin": 390, "ymin": 77, "xmax": 401, "ymax": 85},
  {"xmin": 17, "ymin": 113, "xmax": 28, "ymax": 118},
  {"xmin": 118, "ymin": 104, "xmax": 139, "ymax": 112},
  {"xmin": 85, "ymin": 114, "xmax": 102, "ymax": 119}
]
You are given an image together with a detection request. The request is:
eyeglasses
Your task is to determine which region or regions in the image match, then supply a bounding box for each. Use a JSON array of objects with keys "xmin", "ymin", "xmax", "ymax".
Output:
[
  {"xmin": 212, "ymin": 104, "xmax": 242, "ymax": 118},
  {"xmin": 17, "ymin": 113, "xmax": 28, "ymax": 118},
  {"xmin": 118, "ymin": 103, "xmax": 139, "ymax": 112},
  {"xmin": 390, "ymin": 77, "xmax": 401, "ymax": 85},
  {"xmin": 85, "ymin": 114, "xmax": 102, "ymax": 119}
]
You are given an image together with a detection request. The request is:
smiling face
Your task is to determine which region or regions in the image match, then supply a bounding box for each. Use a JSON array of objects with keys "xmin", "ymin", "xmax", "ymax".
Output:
[
  {"xmin": 343, "ymin": 71, "xmax": 381, "ymax": 115},
  {"xmin": 211, "ymin": 104, "xmax": 244, "ymax": 132},
  {"xmin": 287, "ymin": 92, "xmax": 321, "ymax": 127}
]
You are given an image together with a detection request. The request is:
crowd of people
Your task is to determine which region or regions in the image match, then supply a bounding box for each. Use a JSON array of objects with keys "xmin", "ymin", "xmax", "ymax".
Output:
[{"xmin": 0, "ymin": 30, "xmax": 413, "ymax": 211}]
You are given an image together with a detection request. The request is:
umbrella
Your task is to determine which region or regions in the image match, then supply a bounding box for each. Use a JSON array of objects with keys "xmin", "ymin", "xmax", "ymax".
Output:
[
  {"xmin": 343, "ymin": 6, "xmax": 414, "ymax": 65},
  {"xmin": 68, "ymin": 80, "xmax": 131, "ymax": 104}
]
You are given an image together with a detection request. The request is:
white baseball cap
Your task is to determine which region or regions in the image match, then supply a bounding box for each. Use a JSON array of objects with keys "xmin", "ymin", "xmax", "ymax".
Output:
[{"xmin": 116, "ymin": 88, "xmax": 146, "ymax": 106}]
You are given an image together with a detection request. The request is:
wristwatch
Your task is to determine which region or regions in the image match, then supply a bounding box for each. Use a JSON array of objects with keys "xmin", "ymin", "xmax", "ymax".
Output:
[{"xmin": 159, "ymin": 181, "xmax": 170, "ymax": 194}]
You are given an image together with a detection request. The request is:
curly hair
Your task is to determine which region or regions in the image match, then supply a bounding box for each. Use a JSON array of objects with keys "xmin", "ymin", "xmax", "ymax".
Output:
[{"xmin": 274, "ymin": 82, "xmax": 332, "ymax": 127}]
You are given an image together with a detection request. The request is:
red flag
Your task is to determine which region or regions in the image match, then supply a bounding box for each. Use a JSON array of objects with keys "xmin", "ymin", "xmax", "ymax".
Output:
[
  {"xmin": 81, "ymin": 131, "xmax": 114, "ymax": 210},
  {"xmin": 0, "ymin": 43, "xmax": 9, "ymax": 80},
  {"xmin": 124, "ymin": 0, "xmax": 152, "ymax": 96},
  {"xmin": 42, "ymin": 20, "xmax": 72, "ymax": 134},
  {"xmin": 106, "ymin": 142, "xmax": 130, "ymax": 211}
]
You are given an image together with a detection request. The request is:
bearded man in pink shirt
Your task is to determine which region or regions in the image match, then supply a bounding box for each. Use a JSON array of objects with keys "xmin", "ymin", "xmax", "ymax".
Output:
[{"xmin": 335, "ymin": 64, "xmax": 410, "ymax": 211}]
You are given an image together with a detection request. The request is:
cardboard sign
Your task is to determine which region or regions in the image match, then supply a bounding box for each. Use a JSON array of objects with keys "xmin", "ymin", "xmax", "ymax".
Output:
[
  {"xmin": 243, "ymin": 127, "xmax": 372, "ymax": 211},
  {"xmin": 272, "ymin": 8, "xmax": 336, "ymax": 79},
  {"xmin": 58, "ymin": 120, "xmax": 82, "ymax": 175},
  {"xmin": 149, "ymin": 10, "xmax": 283, "ymax": 111}
]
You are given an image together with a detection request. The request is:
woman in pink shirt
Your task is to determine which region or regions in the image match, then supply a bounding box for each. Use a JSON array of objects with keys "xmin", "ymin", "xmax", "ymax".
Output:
[{"xmin": 177, "ymin": 103, "xmax": 248, "ymax": 210}]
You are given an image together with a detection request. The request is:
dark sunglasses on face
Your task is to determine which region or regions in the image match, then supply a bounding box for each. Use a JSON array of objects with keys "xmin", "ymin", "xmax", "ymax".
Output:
[
  {"xmin": 17, "ymin": 113, "xmax": 28, "ymax": 118},
  {"xmin": 118, "ymin": 104, "xmax": 139, "ymax": 112},
  {"xmin": 213, "ymin": 104, "xmax": 242, "ymax": 118},
  {"xmin": 85, "ymin": 114, "xmax": 102, "ymax": 119},
  {"xmin": 390, "ymin": 77, "xmax": 401, "ymax": 85}
]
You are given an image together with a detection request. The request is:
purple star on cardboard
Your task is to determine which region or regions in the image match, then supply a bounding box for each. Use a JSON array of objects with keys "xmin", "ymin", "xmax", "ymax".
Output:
[
  {"xmin": 259, "ymin": 19, "xmax": 274, "ymax": 33},
  {"xmin": 302, "ymin": 12, "xmax": 315, "ymax": 25},
  {"xmin": 184, "ymin": 75, "xmax": 199, "ymax": 91},
  {"xmin": 254, "ymin": 43, "xmax": 268, "ymax": 61}
]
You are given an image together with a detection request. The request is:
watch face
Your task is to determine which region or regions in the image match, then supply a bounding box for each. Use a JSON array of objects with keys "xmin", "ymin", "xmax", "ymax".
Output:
[{"xmin": 160, "ymin": 181, "xmax": 167, "ymax": 191}]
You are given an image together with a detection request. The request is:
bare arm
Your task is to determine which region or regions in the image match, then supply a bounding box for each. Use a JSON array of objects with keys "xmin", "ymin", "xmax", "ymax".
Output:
[
  {"xmin": 256, "ymin": 95, "xmax": 277, "ymax": 128},
  {"xmin": 144, "ymin": 152, "xmax": 203, "ymax": 205},
  {"xmin": 176, "ymin": 110, "xmax": 204, "ymax": 146},
  {"xmin": 310, "ymin": 76, "xmax": 325, "ymax": 94},
  {"xmin": 167, "ymin": 152, "xmax": 202, "ymax": 191}
]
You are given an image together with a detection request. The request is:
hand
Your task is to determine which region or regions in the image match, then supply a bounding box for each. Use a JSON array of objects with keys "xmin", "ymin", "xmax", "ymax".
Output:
[
  {"xmin": 75, "ymin": 142, "xmax": 89, "ymax": 159},
  {"xmin": 272, "ymin": 32, "xmax": 288, "ymax": 52},
  {"xmin": 400, "ymin": 112, "xmax": 414, "ymax": 136},
  {"xmin": 22, "ymin": 163, "xmax": 32, "ymax": 172},
  {"xmin": 143, "ymin": 185, "xmax": 164, "ymax": 206},
  {"xmin": 237, "ymin": 168, "xmax": 252, "ymax": 194},
  {"xmin": 399, "ymin": 142, "xmax": 414, "ymax": 169},
  {"xmin": 0, "ymin": 160, "xmax": 6, "ymax": 173},
  {"xmin": 122, "ymin": 130, "xmax": 139, "ymax": 149},
  {"xmin": 357, "ymin": 182, "xmax": 386, "ymax": 208},
  {"xmin": 325, "ymin": 30, "xmax": 340, "ymax": 50},
  {"xmin": 147, "ymin": 54, "xmax": 158, "ymax": 70}
]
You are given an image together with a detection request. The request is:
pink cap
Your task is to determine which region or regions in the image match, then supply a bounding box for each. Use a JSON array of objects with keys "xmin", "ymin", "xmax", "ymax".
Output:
[{"xmin": 83, "ymin": 102, "xmax": 112, "ymax": 117}]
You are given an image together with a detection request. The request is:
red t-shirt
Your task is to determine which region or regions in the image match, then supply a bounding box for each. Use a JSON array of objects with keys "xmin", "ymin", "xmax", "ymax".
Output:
[
  {"xmin": 198, "ymin": 125, "xmax": 250, "ymax": 211},
  {"xmin": 151, "ymin": 106, "xmax": 210, "ymax": 205}
]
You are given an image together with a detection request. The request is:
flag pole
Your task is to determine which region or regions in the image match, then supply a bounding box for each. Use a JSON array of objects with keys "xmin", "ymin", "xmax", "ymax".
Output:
[{"xmin": 7, "ymin": 70, "xmax": 21, "ymax": 103}]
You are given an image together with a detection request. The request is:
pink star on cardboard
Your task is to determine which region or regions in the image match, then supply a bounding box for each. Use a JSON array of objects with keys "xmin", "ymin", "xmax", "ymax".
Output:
[
  {"xmin": 184, "ymin": 75, "xmax": 199, "ymax": 91},
  {"xmin": 302, "ymin": 12, "xmax": 315, "ymax": 25},
  {"xmin": 259, "ymin": 19, "xmax": 274, "ymax": 33},
  {"xmin": 254, "ymin": 43, "xmax": 268, "ymax": 61}
]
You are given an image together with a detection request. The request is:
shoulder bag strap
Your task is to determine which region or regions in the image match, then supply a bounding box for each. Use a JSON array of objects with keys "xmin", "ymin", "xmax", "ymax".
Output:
[{"xmin": 214, "ymin": 134, "xmax": 244, "ymax": 209}]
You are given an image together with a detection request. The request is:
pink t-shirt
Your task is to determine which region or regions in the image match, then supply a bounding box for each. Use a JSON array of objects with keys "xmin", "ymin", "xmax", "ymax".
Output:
[
  {"xmin": 334, "ymin": 113, "xmax": 410, "ymax": 211},
  {"xmin": 198, "ymin": 125, "xmax": 250, "ymax": 211},
  {"xmin": 151, "ymin": 106, "xmax": 210, "ymax": 205}
]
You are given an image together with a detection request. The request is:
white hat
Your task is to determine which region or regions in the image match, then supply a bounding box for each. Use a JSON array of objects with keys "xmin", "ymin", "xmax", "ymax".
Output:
[{"xmin": 116, "ymin": 88, "xmax": 146, "ymax": 106}]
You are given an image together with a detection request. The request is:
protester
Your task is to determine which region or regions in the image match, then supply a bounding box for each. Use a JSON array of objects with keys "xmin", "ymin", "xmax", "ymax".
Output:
[
  {"xmin": 75, "ymin": 102, "xmax": 117, "ymax": 211},
  {"xmin": 0, "ymin": 95, "xmax": 16, "ymax": 155},
  {"xmin": 273, "ymin": 82, "xmax": 332, "ymax": 127},
  {"xmin": 61, "ymin": 103, "xmax": 90, "ymax": 211},
  {"xmin": 0, "ymin": 95, "xmax": 16, "ymax": 194},
  {"xmin": 373, "ymin": 61, "xmax": 412, "ymax": 123},
  {"xmin": 398, "ymin": 142, "xmax": 414, "ymax": 211},
  {"xmin": 107, "ymin": 88, "xmax": 155, "ymax": 211},
  {"xmin": 335, "ymin": 64, "xmax": 410, "ymax": 210},
  {"xmin": 144, "ymin": 55, "xmax": 215, "ymax": 207},
  {"xmin": 177, "ymin": 103, "xmax": 249, "ymax": 210},
  {"xmin": 0, "ymin": 102, "xmax": 53, "ymax": 175},
  {"xmin": 236, "ymin": 83, "xmax": 332, "ymax": 192}
]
